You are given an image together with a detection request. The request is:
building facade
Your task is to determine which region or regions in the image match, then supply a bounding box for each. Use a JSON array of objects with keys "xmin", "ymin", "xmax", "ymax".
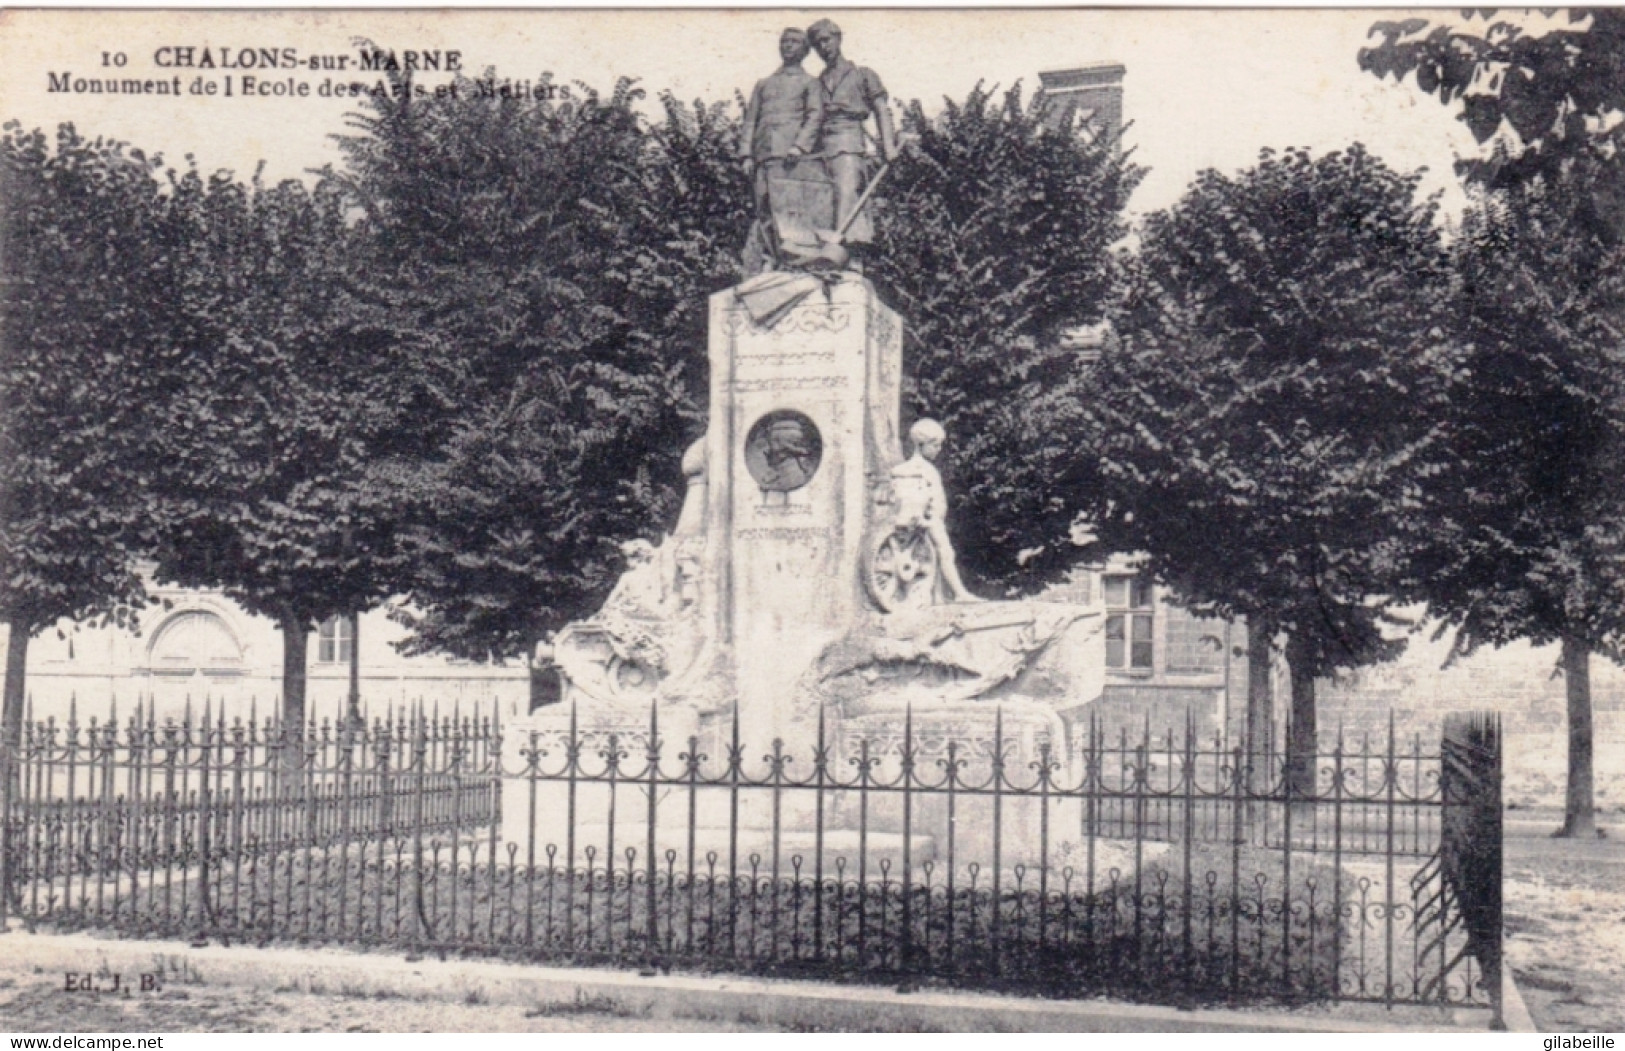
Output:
[
  {"xmin": 4, "ymin": 579, "xmax": 530, "ymax": 727},
  {"xmin": 1045, "ymin": 563, "xmax": 1623, "ymax": 814}
]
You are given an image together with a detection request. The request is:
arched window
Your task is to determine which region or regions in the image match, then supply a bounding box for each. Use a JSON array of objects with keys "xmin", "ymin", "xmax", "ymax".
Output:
[{"xmin": 148, "ymin": 610, "xmax": 244, "ymax": 672}]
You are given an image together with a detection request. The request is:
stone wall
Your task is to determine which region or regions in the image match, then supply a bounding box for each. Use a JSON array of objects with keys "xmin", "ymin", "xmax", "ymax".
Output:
[
  {"xmin": 1093, "ymin": 684, "xmax": 1221, "ymax": 743},
  {"xmin": 1316, "ymin": 624, "xmax": 1625, "ymax": 814}
]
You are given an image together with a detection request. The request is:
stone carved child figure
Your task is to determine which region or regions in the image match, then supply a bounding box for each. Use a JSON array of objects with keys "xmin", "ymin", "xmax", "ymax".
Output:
[{"xmin": 890, "ymin": 418, "xmax": 978, "ymax": 602}]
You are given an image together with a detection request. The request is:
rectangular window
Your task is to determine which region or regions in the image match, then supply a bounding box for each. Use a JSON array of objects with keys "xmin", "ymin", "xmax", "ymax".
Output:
[
  {"xmin": 318, "ymin": 616, "xmax": 354, "ymax": 664},
  {"xmin": 1104, "ymin": 573, "xmax": 1154, "ymax": 671}
]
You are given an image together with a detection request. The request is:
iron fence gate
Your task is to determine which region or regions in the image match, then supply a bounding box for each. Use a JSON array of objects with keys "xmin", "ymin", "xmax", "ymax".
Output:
[{"xmin": 0, "ymin": 699, "xmax": 1502, "ymax": 1021}]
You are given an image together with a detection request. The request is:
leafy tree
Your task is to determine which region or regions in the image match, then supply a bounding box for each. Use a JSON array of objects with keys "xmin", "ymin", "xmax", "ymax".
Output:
[
  {"xmin": 330, "ymin": 74, "xmax": 748, "ymax": 674},
  {"xmin": 1414, "ymin": 160, "xmax": 1625, "ymax": 836},
  {"xmin": 0, "ymin": 123, "xmax": 169, "ymax": 745},
  {"xmin": 342, "ymin": 74, "xmax": 1139, "ymax": 675},
  {"xmin": 869, "ymin": 83, "xmax": 1145, "ymax": 595},
  {"xmin": 145, "ymin": 168, "xmax": 418, "ymax": 732},
  {"xmin": 1082, "ymin": 146, "xmax": 1461, "ymax": 791},
  {"xmin": 1359, "ymin": 10, "xmax": 1625, "ymax": 192},
  {"xmin": 1363, "ymin": 10, "xmax": 1625, "ymax": 834}
]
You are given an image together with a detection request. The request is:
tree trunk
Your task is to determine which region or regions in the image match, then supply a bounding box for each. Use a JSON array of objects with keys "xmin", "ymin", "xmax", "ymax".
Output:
[
  {"xmin": 1556, "ymin": 634, "xmax": 1596, "ymax": 838},
  {"xmin": 2, "ymin": 623, "xmax": 29, "ymax": 914},
  {"xmin": 279, "ymin": 612, "xmax": 309, "ymax": 767},
  {"xmin": 1285, "ymin": 638, "xmax": 1317, "ymax": 801},
  {"xmin": 347, "ymin": 612, "xmax": 361, "ymax": 730},
  {"xmin": 530, "ymin": 666, "xmax": 562, "ymax": 712},
  {"xmin": 2, "ymin": 623, "xmax": 28, "ymax": 751},
  {"xmin": 530, "ymin": 638, "xmax": 561, "ymax": 712},
  {"xmin": 1245, "ymin": 632, "xmax": 1273, "ymax": 792}
]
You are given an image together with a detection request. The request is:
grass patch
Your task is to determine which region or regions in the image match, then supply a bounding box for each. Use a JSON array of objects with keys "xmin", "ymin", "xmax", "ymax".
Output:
[
  {"xmin": 30, "ymin": 834, "xmax": 1470, "ymax": 1010},
  {"xmin": 525, "ymin": 990, "xmax": 640, "ymax": 1018}
]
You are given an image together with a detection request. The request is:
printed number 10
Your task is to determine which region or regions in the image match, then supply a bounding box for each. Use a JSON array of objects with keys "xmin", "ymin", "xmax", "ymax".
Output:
[{"xmin": 102, "ymin": 52, "xmax": 127, "ymax": 67}]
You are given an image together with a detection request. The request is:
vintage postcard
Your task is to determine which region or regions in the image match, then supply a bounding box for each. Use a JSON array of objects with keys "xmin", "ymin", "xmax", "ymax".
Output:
[{"xmin": 1, "ymin": 7, "xmax": 1621, "ymax": 1038}]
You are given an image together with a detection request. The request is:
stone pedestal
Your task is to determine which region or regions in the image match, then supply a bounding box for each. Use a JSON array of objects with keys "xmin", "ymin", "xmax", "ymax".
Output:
[
  {"xmin": 509, "ymin": 271, "xmax": 1106, "ymax": 867},
  {"xmin": 703, "ymin": 275, "xmax": 903, "ymax": 768}
]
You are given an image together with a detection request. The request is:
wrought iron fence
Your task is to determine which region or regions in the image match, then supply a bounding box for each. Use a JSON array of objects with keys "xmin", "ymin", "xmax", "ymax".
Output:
[
  {"xmin": 0, "ymin": 700, "xmax": 1501, "ymax": 1022},
  {"xmin": 0, "ymin": 699, "xmax": 498, "ymax": 929}
]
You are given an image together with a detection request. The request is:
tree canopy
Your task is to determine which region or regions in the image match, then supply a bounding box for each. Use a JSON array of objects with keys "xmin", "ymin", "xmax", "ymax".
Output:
[
  {"xmin": 1412, "ymin": 154, "xmax": 1625, "ymax": 834},
  {"xmin": 870, "ymin": 83, "xmax": 1145, "ymax": 595},
  {"xmin": 1081, "ymin": 145, "xmax": 1461, "ymax": 780},
  {"xmin": 1363, "ymin": 8, "xmax": 1625, "ymax": 835},
  {"xmin": 143, "ymin": 168, "xmax": 419, "ymax": 727},
  {"xmin": 330, "ymin": 74, "xmax": 749, "ymax": 666},
  {"xmin": 0, "ymin": 123, "xmax": 170, "ymax": 739},
  {"xmin": 1360, "ymin": 10, "xmax": 1625, "ymax": 196}
]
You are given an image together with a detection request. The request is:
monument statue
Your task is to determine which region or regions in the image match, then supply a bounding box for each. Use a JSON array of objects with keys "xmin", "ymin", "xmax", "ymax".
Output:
[
  {"xmin": 515, "ymin": 34, "xmax": 1103, "ymax": 848},
  {"xmin": 739, "ymin": 28, "xmax": 828, "ymax": 278},
  {"xmin": 875, "ymin": 418, "xmax": 977, "ymax": 606},
  {"xmin": 504, "ymin": 31, "xmax": 1107, "ymax": 869},
  {"xmin": 734, "ymin": 20, "xmax": 898, "ymax": 287},
  {"xmin": 808, "ymin": 18, "xmax": 897, "ymax": 254}
]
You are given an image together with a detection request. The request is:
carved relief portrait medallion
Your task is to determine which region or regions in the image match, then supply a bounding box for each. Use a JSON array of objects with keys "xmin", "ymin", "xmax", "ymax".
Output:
[{"xmin": 744, "ymin": 410, "xmax": 823, "ymax": 492}]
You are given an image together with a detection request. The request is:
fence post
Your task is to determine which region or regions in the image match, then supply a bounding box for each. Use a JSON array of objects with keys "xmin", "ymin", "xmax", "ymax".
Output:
[
  {"xmin": 644, "ymin": 702, "xmax": 660, "ymax": 970},
  {"xmin": 127, "ymin": 700, "xmax": 145, "ymax": 930},
  {"xmin": 1384, "ymin": 711, "xmax": 1397, "ymax": 1008},
  {"xmin": 1181, "ymin": 709, "xmax": 1195, "ymax": 982},
  {"xmin": 944, "ymin": 738, "xmax": 959, "ymax": 971},
  {"xmin": 1331, "ymin": 725, "xmax": 1344, "ymax": 999},
  {"xmin": 564, "ymin": 702, "xmax": 580, "ymax": 954},
  {"xmin": 97, "ymin": 708, "xmax": 117, "ymax": 922},
  {"xmin": 1084, "ymin": 714, "xmax": 1099, "ymax": 962},
  {"xmin": 768, "ymin": 733, "xmax": 786, "ymax": 967},
  {"xmin": 411, "ymin": 706, "xmax": 429, "ymax": 948},
  {"xmin": 1229, "ymin": 743, "xmax": 1244, "ymax": 997},
  {"xmin": 1036, "ymin": 734, "xmax": 1050, "ymax": 966},
  {"xmin": 1442, "ymin": 712, "xmax": 1504, "ymax": 1029},
  {"xmin": 0, "ymin": 706, "xmax": 13, "ymax": 929},
  {"xmin": 1281, "ymin": 709, "xmax": 1294, "ymax": 995},
  {"xmin": 195, "ymin": 699, "xmax": 213, "ymax": 942},
  {"xmin": 1489, "ymin": 714, "xmax": 1504, "ymax": 1030},
  {"xmin": 812, "ymin": 706, "xmax": 827, "ymax": 964},
  {"xmin": 990, "ymin": 708, "xmax": 1004, "ymax": 977},
  {"xmin": 487, "ymin": 700, "xmax": 502, "ymax": 946},
  {"xmin": 726, "ymin": 700, "xmax": 742, "ymax": 960},
  {"xmin": 900, "ymin": 704, "xmax": 918, "ymax": 982}
]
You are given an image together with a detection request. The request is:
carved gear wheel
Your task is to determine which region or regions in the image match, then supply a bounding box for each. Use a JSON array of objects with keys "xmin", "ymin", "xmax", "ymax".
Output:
[
  {"xmin": 606, "ymin": 653, "xmax": 660, "ymax": 698},
  {"xmin": 866, "ymin": 526, "xmax": 939, "ymax": 613}
]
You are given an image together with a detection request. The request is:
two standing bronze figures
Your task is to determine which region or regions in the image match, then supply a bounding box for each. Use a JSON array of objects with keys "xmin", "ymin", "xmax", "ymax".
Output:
[{"xmin": 740, "ymin": 20, "xmax": 897, "ymax": 277}]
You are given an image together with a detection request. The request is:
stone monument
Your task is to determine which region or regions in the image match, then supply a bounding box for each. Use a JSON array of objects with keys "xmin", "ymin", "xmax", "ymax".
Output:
[{"xmin": 506, "ymin": 26, "xmax": 1103, "ymax": 858}]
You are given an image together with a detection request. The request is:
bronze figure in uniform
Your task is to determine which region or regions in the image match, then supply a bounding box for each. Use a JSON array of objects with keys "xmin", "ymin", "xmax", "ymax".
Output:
[
  {"xmin": 739, "ymin": 28, "xmax": 827, "ymax": 277},
  {"xmin": 808, "ymin": 18, "xmax": 896, "ymax": 253}
]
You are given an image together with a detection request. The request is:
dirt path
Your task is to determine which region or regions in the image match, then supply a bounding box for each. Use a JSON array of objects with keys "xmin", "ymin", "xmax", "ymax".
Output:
[
  {"xmin": 1502, "ymin": 813, "xmax": 1625, "ymax": 1032},
  {"xmin": 0, "ymin": 967, "xmax": 770, "ymax": 1033}
]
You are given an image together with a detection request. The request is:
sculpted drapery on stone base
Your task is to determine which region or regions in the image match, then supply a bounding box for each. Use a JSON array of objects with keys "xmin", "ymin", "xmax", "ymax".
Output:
[
  {"xmin": 530, "ymin": 276, "xmax": 1100, "ymax": 741},
  {"xmin": 517, "ymin": 274, "xmax": 1103, "ymax": 863}
]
